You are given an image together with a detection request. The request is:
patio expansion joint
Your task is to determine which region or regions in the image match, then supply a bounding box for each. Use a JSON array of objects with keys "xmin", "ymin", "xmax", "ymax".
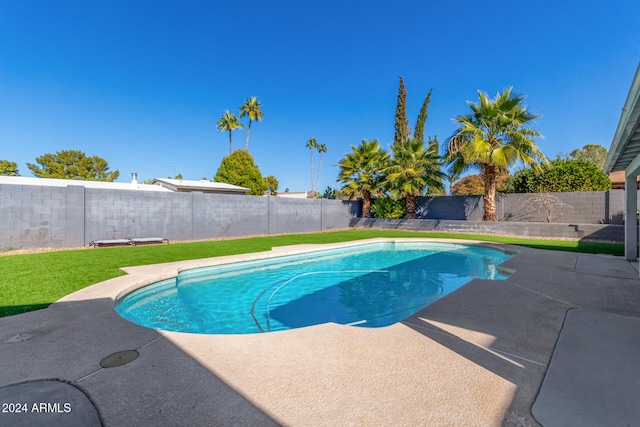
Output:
[
  {"xmin": 402, "ymin": 319, "xmax": 547, "ymax": 368},
  {"xmin": 508, "ymin": 282, "xmax": 575, "ymax": 307},
  {"xmin": 74, "ymin": 335, "xmax": 166, "ymax": 383}
]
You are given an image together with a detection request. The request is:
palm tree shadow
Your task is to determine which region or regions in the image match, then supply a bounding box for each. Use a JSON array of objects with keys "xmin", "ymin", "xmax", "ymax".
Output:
[{"xmin": 399, "ymin": 278, "xmax": 568, "ymax": 424}]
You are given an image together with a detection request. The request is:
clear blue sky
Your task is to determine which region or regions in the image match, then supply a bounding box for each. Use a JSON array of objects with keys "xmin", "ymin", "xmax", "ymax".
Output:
[{"xmin": 1, "ymin": 0, "xmax": 639, "ymax": 192}]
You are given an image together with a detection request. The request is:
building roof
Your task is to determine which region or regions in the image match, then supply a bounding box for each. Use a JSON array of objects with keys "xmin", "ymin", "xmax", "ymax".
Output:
[
  {"xmin": 0, "ymin": 176, "xmax": 250, "ymax": 194},
  {"xmin": 275, "ymin": 191, "xmax": 311, "ymax": 198},
  {"xmin": 0, "ymin": 176, "xmax": 172, "ymax": 191},
  {"xmin": 150, "ymin": 178, "xmax": 250, "ymax": 194},
  {"xmin": 608, "ymin": 170, "xmax": 640, "ymax": 189},
  {"xmin": 604, "ymin": 63, "xmax": 640, "ymax": 174}
]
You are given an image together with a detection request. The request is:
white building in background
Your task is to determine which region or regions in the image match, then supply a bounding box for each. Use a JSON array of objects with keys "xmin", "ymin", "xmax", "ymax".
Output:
[
  {"xmin": 150, "ymin": 178, "xmax": 249, "ymax": 194},
  {"xmin": 275, "ymin": 191, "xmax": 312, "ymax": 199},
  {"xmin": 0, "ymin": 175, "xmax": 250, "ymax": 195}
]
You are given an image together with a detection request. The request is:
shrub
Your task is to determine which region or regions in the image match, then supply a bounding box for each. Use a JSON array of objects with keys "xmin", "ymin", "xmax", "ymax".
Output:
[
  {"xmin": 506, "ymin": 159, "xmax": 612, "ymax": 193},
  {"xmin": 214, "ymin": 149, "xmax": 266, "ymax": 195},
  {"xmin": 371, "ymin": 197, "xmax": 406, "ymax": 219}
]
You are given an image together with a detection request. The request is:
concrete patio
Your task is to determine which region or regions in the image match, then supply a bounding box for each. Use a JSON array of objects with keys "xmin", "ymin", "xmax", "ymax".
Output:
[{"xmin": 1, "ymin": 239, "xmax": 639, "ymax": 426}]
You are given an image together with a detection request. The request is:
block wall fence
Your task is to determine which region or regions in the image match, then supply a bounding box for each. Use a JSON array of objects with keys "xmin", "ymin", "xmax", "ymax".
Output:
[
  {"xmin": 415, "ymin": 190, "xmax": 627, "ymax": 224},
  {"xmin": 0, "ymin": 183, "xmax": 361, "ymax": 250},
  {"xmin": 0, "ymin": 182, "xmax": 633, "ymax": 250}
]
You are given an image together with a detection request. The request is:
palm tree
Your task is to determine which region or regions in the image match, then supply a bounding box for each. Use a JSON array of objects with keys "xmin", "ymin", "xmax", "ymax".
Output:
[
  {"xmin": 444, "ymin": 169, "xmax": 462, "ymax": 195},
  {"xmin": 446, "ymin": 88, "xmax": 547, "ymax": 221},
  {"xmin": 238, "ymin": 97, "xmax": 264, "ymax": 152},
  {"xmin": 385, "ymin": 139, "xmax": 443, "ymax": 218},
  {"xmin": 316, "ymin": 143, "xmax": 327, "ymax": 197},
  {"xmin": 442, "ymin": 151, "xmax": 466, "ymax": 195},
  {"xmin": 306, "ymin": 137, "xmax": 317, "ymax": 193},
  {"xmin": 216, "ymin": 110, "xmax": 243, "ymax": 154},
  {"xmin": 337, "ymin": 139, "xmax": 390, "ymax": 217}
]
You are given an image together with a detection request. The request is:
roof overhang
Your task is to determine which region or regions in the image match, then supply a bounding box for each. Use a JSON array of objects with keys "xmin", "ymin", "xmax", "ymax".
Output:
[
  {"xmin": 604, "ymin": 63, "xmax": 640, "ymax": 176},
  {"xmin": 150, "ymin": 178, "xmax": 250, "ymax": 194}
]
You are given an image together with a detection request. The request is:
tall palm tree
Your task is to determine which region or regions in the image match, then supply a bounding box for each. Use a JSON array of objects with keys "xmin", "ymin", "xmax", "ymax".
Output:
[
  {"xmin": 385, "ymin": 139, "xmax": 443, "ymax": 218},
  {"xmin": 442, "ymin": 151, "xmax": 467, "ymax": 195},
  {"xmin": 216, "ymin": 110, "xmax": 243, "ymax": 154},
  {"xmin": 444, "ymin": 169, "xmax": 462, "ymax": 195},
  {"xmin": 305, "ymin": 137, "xmax": 317, "ymax": 193},
  {"xmin": 337, "ymin": 139, "xmax": 390, "ymax": 217},
  {"xmin": 238, "ymin": 97, "xmax": 264, "ymax": 152},
  {"xmin": 316, "ymin": 143, "xmax": 327, "ymax": 197},
  {"xmin": 446, "ymin": 88, "xmax": 547, "ymax": 221}
]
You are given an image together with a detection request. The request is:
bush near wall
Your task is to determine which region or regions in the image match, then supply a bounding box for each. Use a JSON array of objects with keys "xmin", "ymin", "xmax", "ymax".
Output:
[
  {"xmin": 371, "ymin": 197, "xmax": 406, "ymax": 219},
  {"xmin": 506, "ymin": 159, "xmax": 612, "ymax": 193}
]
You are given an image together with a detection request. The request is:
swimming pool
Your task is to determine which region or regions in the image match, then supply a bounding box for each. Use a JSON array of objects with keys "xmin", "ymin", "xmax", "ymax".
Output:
[{"xmin": 115, "ymin": 241, "xmax": 513, "ymax": 334}]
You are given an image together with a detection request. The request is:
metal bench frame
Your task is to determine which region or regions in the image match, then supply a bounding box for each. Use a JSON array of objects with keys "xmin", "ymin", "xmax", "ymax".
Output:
[{"xmin": 89, "ymin": 238, "xmax": 169, "ymax": 248}]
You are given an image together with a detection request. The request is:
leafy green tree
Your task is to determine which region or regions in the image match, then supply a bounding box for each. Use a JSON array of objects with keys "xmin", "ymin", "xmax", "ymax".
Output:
[
  {"xmin": 452, "ymin": 171, "xmax": 510, "ymax": 195},
  {"xmin": 316, "ymin": 143, "xmax": 327, "ymax": 195},
  {"xmin": 216, "ymin": 110, "xmax": 244, "ymax": 154},
  {"xmin": 413, "ymin": 89, "xmax": 432, "ymax": 144},
  {"xmin": 214, "ymin": 149, "xmax": 265, "ymax": 195},
  {"xmin": 371, "ymin": 197, "xmax": 406, "ymax": 219},
  {"xmin": 305, "ymin": 137, "xmax": 317, "ymax": 192},
  {"xmin": 568, "ymin": 144, "xmax": 608, "ymax": 170},
  {"xmin": 322, "ymin": 186, "xmax": 336, "ymax": 199},
  {"xmin": 338, "ymin": 139, "xmax": 390, "ymax": 217},
  {"xmin": 238, "ymin": 97, "xmax": 264, "ymax": 152},
  {"xmin": 452, "ymin": 174, "xmax": 484, "ymax": 195},
  {"xmin": 446, "ymin": 87, "xmax": 547, "ymax": 221},
  {"xmin": 393, "ymin": 76, "xmax": 411, "ymax": 148},
  {"xmin": 385, "ymin": 139, "xmax": 443, "ymax": 218},
  {"xmin": 27, "ymin": 150, "xmax": 119, "ymax": 181},
  {"xmin": 265, "ymin": 175, "xmax": 279, "ymax": 195},
  {"xmin": 0, "ymin": 160, "xmax": 19, "ymax": 176},
  {"xmin": 506, "ymin": 159, "xmax": 612, "ymax": 193}
]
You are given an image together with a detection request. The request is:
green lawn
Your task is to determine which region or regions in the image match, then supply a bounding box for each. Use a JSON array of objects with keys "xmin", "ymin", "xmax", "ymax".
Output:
[{"xmin": 0, "ymin": 229, "xmax": 624, "ymax": 318}]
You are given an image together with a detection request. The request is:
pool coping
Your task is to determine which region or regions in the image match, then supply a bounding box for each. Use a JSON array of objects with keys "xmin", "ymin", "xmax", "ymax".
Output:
[
  {"xmin": 111, "ymin": 238, "xmax": 518, "ymax": 334},
  {"xmin": 57, "ymin": 238, "xmax": 517, "ymax": 307}
]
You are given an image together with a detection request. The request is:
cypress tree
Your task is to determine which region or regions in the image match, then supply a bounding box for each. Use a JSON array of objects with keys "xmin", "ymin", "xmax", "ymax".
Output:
[
  {"xmin": 393, "ymin": 76, "xmax": 411, "ymax": 148},
  {"xmin": 413, "ymin": 89, "xmax": 432, "ymax": 144},
  {"xmin": 426, "ymin": 136, "xmax": 445, "ymax": 196}
]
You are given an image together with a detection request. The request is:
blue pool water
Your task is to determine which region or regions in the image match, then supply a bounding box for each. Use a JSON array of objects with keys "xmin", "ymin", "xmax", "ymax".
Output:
[{"xmin": 115, "ymin": 242, "xmax": 513, "ymax": 334}]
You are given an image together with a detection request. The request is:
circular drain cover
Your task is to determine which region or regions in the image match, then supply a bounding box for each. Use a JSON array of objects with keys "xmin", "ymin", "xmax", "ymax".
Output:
[{"xmin": 100, "ymin": 350, "xmax": 139, "ymax": 368}]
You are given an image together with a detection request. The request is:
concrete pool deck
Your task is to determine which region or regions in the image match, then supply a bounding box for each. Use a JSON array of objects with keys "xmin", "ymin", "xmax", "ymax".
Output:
[{"xmin": 1, "ymin": 238, "xmax": 640, "ymax": 426}]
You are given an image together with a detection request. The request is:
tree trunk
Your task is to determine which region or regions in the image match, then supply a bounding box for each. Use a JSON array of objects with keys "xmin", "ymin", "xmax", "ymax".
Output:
[
  {"xmin": 483, "ymin": 165, "xmax": 498, "ymax": 221},
  {"xmin": 245, "ymin": 119, "xmax": 252, "ymax": 151},
  {"xmin": 228, "ymin": 131, "xmax": 233, "ymax": 155},
  {"xmin": 316, "ymin": 153, "xmax": 323, "ymax": 196},
  {"xmin": 405, "ymin": 195, "xmax": 416, "ymax": 219},
  {"xmin": 362, "ymin": 190, "xmax": 372, "ymax": 217},
  {"xmin": 309, "ymin": 152, "xmax": 314, "ymax": 194}
]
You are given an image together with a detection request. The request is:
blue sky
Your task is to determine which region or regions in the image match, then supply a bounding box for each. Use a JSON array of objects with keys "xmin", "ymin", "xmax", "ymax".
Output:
[{"xmin": 1, "ymin": 1, "xmax": 639, "ymax": 193}]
